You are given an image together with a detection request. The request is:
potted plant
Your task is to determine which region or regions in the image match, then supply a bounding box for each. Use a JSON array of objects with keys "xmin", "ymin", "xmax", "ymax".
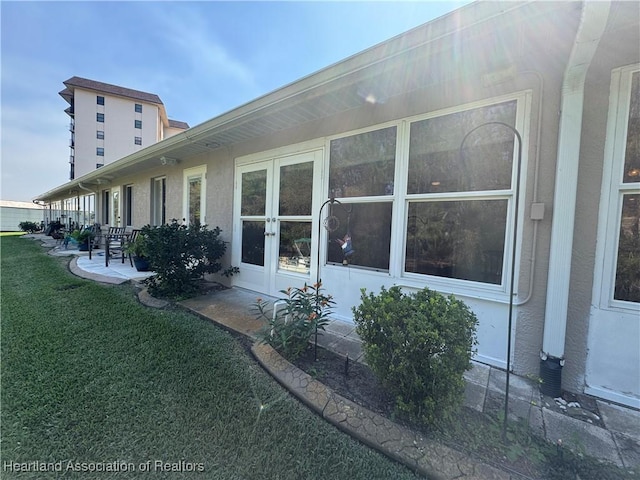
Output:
[
  {"xmin": 71, "ymin": 229, "xmax": 94, "ymax": 251},
  {"xmin": 124, "ymin": 233, "xmax": 150, "ymax": 271}
]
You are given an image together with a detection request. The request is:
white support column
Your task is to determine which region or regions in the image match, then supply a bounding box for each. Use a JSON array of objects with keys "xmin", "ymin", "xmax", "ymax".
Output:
[{"xmin": 542, "ymin": 1, "xmax": 611, "ymax": 361}]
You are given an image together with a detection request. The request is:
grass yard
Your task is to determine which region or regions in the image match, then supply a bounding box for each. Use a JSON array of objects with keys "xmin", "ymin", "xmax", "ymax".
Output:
[{"xmin": 0, "ymin": 236, "xmax": 420, "ymax": 479}]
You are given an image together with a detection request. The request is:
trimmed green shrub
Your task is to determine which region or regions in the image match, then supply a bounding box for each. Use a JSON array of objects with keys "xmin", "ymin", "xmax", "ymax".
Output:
[
  {"xmin": 352, "ymin": 285, "xmax": 478, "ymax": 425},
  {"xmin": 19, "ymin": 221, "xmax": 40, "ymax": 233},
  {"xmin": 142, "ymin": 220, "xmax": 238, "ymax": 299}
]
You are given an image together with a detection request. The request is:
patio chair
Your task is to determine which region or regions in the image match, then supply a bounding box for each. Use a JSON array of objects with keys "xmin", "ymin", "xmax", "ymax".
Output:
[
  {"xmin": 105, "ymin": 226, "xmax": 127, "ymax": 266},
  {"xmin": 88, "ymin": 224, "xmax": 102, "ymax": 260}
]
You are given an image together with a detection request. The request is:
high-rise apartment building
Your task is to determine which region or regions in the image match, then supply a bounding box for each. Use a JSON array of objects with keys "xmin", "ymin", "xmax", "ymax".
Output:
[{"xmin": 59, "ymin": 76, "xmax": 188, "ymax": 179}]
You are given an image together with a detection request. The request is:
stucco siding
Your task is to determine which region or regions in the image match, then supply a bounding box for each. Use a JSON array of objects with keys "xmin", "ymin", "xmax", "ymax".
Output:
[
  {"xmin": 570, "ymin": 1, "xmax": 640, "ymax": 397},
  {"xmin": 33, "ymin": 1, "xmax": 639, "ymax": 405}
]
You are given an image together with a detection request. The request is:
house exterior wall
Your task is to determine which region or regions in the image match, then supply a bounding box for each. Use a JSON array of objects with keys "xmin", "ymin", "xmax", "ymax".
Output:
[
  {"xmin": 163, "ymin": 125, "xmax": 186, "ymax": 139},
  {"xmin": 37, "ymin": 1, "xmax": 639, "ymax": 407},
  {"xmin": 218, "ymin": 4, "xmax": 580, "ymax": 379}
]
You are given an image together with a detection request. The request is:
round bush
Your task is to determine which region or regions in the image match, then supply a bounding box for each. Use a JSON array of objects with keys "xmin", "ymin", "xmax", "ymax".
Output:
[{"xmin": 352, "ymin": 285, "xmax": 478, "ymax": 425}]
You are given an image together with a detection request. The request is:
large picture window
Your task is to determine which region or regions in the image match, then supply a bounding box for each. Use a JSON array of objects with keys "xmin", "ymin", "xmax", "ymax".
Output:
[
  {"xmin": 405, "ymin": 100, "xmax": 518, "ymax": 286},
  {"xmin": 325, "ymin": 97, "xmax": 525, "ymax": 287},
  {"xmin": 328, "ymin": 126, "xmax": 396, "ymax": 271}
]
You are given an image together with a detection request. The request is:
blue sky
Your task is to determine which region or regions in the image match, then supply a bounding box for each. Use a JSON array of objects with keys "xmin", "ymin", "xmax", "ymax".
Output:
[{"xmin": 1, "ymin": 1, "xmax": 469, "ymax": 202}]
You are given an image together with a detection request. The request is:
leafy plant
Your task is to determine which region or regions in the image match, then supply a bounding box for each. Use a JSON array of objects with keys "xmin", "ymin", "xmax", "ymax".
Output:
[
  {"xmin": 71, "ymin": 229, "xmax": 94, "ymax": 243},
  {"xmin": 141, "ymin": 220, "xmax": 238, "ymax": 299},
  {"xmin": 254, "ymin": 281, "xmax": 334, "ymax": 359},
  {"xmin": 352, "ymin": 285, "xmax": 478, "ymax": 425},
  {"xmin": 124, "ymin": 233, "xmax": 148, "ymax": 258},
  {"xmin": 18, "ymin": 221, "xmax": 40, "ymax": 233}
]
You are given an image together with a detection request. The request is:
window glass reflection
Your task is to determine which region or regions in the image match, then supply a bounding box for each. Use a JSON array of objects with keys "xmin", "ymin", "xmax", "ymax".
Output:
[
  {"xmin": 241, "ymin": 170, "xmax": 267, "ymax": 216},
  {"xmin": 279, "ymin": 162, "xmax": 313, "ymax": 216},
  {"xmin": 329, "ymin": 126, "xmax": 396, "ymax": 198},
  {"xmin": 326, "ymin": 202, "xmax": 392, "ymax": 271},
  {"xmin": 405, "ymin": 200, "xmax": 507, "ymax": 284},
  {"xmin": 614, "ymin": 194, "xmax": 640, "ymax": 302},
  {"xmin": 242, "ymin": 221, "xmax": 265, "ymax": 266},
  {"xmin": 279, "ymin": 222, "xmax": 312, "ymax": 274},
  {"xmin": 623, "ymin": 72, "xmax": 640, "ymax": 183},
  {"xmin": 407, "ymin": 101, "xmax": 517, "ymax": 194}
]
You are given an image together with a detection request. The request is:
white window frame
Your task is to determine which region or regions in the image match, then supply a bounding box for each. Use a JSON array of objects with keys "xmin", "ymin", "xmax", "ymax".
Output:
[
  {"xmin": 182, "ymin": 165, "xmax": 207, "ymax": 226},
  {"xmin": 593, "ymin": 64, "xmax": 640, "ymax": 312},
  {"xmin": 321, "ymin": 92, "xmax": 531, "ymax": 302},
  {"xmin": 325, "ymin": 122, "xmax": 399, "ymax": 273},
  {"xmin": 399, "ymin": 93, "xmax": 531, "ymax": 299}
]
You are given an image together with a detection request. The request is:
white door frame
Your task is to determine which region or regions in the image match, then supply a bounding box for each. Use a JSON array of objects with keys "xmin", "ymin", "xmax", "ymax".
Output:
[
  {"xmin": 183, "ymin": 165, "xmax": 207, "ymax": 226},
  {"xmin": 233, "ymin": 149, "xmax": 323, "ymax": 297}
]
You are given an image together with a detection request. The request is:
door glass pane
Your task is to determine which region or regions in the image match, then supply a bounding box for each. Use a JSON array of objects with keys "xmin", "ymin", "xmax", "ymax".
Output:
[
  {"xmin": 103, "ymin": 190, "xmax": 110, "ymax": 224},
  {"xmin": 188, "ymin": 176, "xmax": 202, "ymax": 225},
  {"xmin": 614, "ymin": 194, "xmax": 640, "ymax": 302},
  {"xmin": 329, "ymin": 126, "xmax": 396, "ymax": 198},
  {"xmin": 405, "ymin": 200, "xmax": 507, "ymax": 284},
  {"xmin": 326, "ymin": 202, "xmax": 392, "ymax": 270},
  {"xmin": 279, "ymin": 162, "xmax": 313, "ymax": 216},
  {"xmin": 242, "ymin": 221, "xmax": 265, "ymax": 266},
  {"xmin": 408, "ymin": 100, "xmax": 517, "ymax": 194},
  {"xmin": 623, "ymin": 72, "xmax": 640, "ymax": 183},
  {"xmin": 241, "ymin": 170, "xmax": 267, "ymax": 215},
  {"xmin": 112, "ymin": 190, "xmax": 119, "ymax": 226},
  {"xmin": 125, "ymin": 186, "xmax": 133, "ymax": 226},
  {"xmin": 278, "ymin": 221, "xmax": 312, "ymax": 274},
  {"xmin": 152, "ymin": 177, "xmax": 166, "ymax": 226}
]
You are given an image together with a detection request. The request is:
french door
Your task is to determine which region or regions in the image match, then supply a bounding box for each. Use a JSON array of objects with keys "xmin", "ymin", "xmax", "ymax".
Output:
[{"xmin": 234, "ymin": 150, "xmax": 322, "ymax": 296}]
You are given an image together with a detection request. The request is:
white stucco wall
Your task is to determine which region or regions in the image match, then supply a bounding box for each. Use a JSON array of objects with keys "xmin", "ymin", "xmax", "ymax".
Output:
[{"xmin": 1, "ymin": 201, "xmax": 45, "ymax": 231}]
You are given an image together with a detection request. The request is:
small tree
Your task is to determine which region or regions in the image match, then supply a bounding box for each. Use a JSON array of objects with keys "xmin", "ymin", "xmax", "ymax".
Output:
[
  {"xmin": 352, "ymin": 285, "xmax": 478, "ymax": 425},
  {"xmin": 142, "ymin": 220, "xmax": 237, "ymax": 299}
]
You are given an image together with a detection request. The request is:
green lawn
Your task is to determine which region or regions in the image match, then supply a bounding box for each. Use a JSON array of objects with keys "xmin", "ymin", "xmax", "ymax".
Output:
[{"xmin": 1, "ymin": 236, "xmax": 419, "ymax": 479}]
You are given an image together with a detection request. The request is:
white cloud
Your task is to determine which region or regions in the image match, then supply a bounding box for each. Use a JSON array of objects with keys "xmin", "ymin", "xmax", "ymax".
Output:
[{"xmin": 149, "ymin": 5, "xmax": 256, "ymax": 88}]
